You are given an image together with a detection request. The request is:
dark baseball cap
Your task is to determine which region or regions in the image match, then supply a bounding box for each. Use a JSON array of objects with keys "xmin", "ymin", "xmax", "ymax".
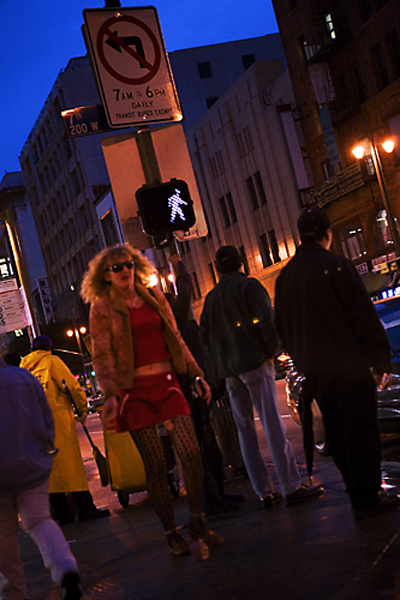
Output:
[
  {"xmin": 297, "ymin": 208, "xmax": 331, "ymax": 238},
  {"xmin": 31, "ymin": 335, "xmax": 53, "ymax": 350},
  {"xmin": 215, "ymin": 246, "xmax": 242, "ymax": 273}
]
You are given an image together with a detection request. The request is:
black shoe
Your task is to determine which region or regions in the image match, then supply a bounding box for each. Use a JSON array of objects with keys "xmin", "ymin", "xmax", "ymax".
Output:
[
  {"xmin": 60, "ymin": 571, "xmax": 82, "ymax": 600},
  {"xmin": 262, "ymin": 491, "xmax": 282, "ymax": 509},
  {"xmin": 285, "ymin": 484, "xmax": 325, "ymax": 506},
  {"xmin": 77, "ymin": 508, "xmax": 110, "ymax": 522},
  {"xmin": 353, "ymin": 492, "xmax": 400, "ymax": 520}
]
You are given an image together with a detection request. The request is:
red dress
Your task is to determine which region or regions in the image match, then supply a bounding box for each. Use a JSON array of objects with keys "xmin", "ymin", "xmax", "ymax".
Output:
[{"xmin": 116, "ymin": 302, "xmax": 190, "ymax": 431}]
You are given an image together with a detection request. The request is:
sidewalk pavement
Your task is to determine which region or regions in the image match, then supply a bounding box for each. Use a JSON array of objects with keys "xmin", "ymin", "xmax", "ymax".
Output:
[{"xmin": 19, "ymin": 443, "xmax": 400, "ymax": 600}]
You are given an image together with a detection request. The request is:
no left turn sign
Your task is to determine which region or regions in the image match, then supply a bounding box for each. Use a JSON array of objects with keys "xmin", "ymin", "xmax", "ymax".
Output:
[
  {"xmin": 97, "ymin": 14, "xmax": 161, "ymax": 85},
  {"xmin": 83, "ymin": 6, "xmax": 183, "ymax": 128}
]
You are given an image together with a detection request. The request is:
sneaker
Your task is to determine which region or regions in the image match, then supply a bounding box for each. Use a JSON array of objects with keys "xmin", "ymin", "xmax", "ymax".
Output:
[
  {"xmin": 60, "ymin": 571, "xmax": 82, "ymax": 600},
  {"xmin": 285, "ymin": 484, "xmax": 325, "ymax": 506},
  {"xmin": 262, "ymin": 491, "xmax": 283, "ymax": 509},
  {"xmin": 353, "ymin": 492, "xmax": 400, "ymax": 520},
  {"xmin": 77, "ymin": 508, "xmax": 110, "ymax": 522}
]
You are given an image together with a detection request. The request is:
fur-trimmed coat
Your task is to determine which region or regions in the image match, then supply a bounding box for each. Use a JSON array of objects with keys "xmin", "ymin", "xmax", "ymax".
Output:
[{"xmin": 89, "ymin": 283, "xmax": 203, "ymax": 400}]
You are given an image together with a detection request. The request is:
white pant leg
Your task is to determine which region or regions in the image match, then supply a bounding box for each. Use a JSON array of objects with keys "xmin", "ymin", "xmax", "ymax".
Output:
[
  {"xmin": 19, "ymin": 479, "xmax": 78, "ymax": 587},
  {"xmin": 226, "ymin": 373, "xmax": 274, "ymax": 499},
  {"xmin": 0, "ymin": 495, "xmax": 28, "ymax": 600},
  {"xmin": 240, "ymin": 361, "xmax": 301, "ymax": 495}
]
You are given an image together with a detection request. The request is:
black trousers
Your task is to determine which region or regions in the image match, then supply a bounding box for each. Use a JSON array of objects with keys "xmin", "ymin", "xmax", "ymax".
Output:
[
  {"xmin": 50, "ymin": 491, "xmax": 97, "ymax": 523},
  {"xmin": 179, "ymin": 373, "xmax": 223, "ymax": 509},
  {"xmin": 306, "ymin": 370, "xmax": 382, "ymax": 509}
]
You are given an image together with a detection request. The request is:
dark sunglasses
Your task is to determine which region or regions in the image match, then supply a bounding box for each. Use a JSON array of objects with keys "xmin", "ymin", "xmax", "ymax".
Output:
[{"xmin": 109, "ymin": 260, "xmax": 135, "ymax": 273}]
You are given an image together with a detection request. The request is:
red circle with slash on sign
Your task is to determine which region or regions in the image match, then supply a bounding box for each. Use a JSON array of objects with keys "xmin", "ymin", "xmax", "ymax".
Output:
[{"xmin": 96, "ymin": 14, "xmax": 161, "ymax": 85}]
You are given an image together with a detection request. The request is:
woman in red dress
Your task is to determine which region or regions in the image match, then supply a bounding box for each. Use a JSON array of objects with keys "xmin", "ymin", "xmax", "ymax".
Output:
[{"xmin": 81, "ymin": 243, "xmax": 221, "ymax": 556}]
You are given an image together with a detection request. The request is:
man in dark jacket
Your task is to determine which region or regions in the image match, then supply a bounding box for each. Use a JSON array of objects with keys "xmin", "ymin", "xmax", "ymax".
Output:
[
  {"xmin": 200, "ymin": 246, "xmax": 324, "ymax": 508},
  {"xmin": 274, "ymin": 208, "xmax": 399, "ymax": 519}
]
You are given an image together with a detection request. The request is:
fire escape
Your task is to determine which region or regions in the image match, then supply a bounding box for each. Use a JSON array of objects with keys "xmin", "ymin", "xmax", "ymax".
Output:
[{"xmin": 299, "ymin": 0, "xmax": 365, "ymax": 208}]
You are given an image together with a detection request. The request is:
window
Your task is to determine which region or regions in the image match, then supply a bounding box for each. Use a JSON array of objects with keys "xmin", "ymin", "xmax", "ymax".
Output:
[
  {"xmin": 101, "ymin": 210, "xmax": 120, "ymax": 246},
  {"xmin": 268, "ymin": 229, "xmax": 281, "ymax": 263},
  {"xmin": 197, "ymin": 61, "xmax": 212, "ymax": 79},
  {"xmin": 239, "ymin": 246, "xmax": 249, "ymax": 275},
  {"xmin": 80, "ymin": 204, "xmax": 89, "ymax": 229},
  {"xmin": 0, "ymin": 257, "xmax": 13, "ymax": 278},
  {"xmin": 245, "ymin": 176, "xmax": 259, "ymax": 210},
  {"xmin": 70, "ymin": 169, "xmax": 82, "ymax": 198},
  {"xmin": 259, "ymin": 234, "xmax": 272, "ymax": 268},
  {"xmin": 191, "ymin": 272, "xmax": 201, "ymax": 300},
  {"xmin": 242, "ymin": 54, "xmax": 255, "ymax": 70},
  {"xmin": 208, "ymin": 263, "xmax": 217, "ymax": 285},
  {"xmin": 206, "ymin": 96, "xmax": 219, "ymax": 109},
  {"xmin": 339, "ymin": 220, "xmax": 367, "ymax": 260},
  {"xmin": 376, "ymin": 210, "xmax": 393, "ymax": 247},
  {"xmin": 218, "ymin": 197, "xmax": 231, "ymax": 228},
  {"xmin": 387, "ymin": 31, "xmax": 400, "ymax": 79},
  {"xmin": 226, "ymin": 192, "xmax": 238, "ymax": 223},
  {"xmin": 254, "ymin": 172, "xmax": 267, "ymax": 205},
  {"xmin": 372, "ymin": 43, "xmax": 389, "ymax": 90},
  {"xmin": 321, "ymin": 159, "xmax": 341, "ymax": 180},
  {"xmin": 324, "ymin": 12, "xmax": 336, "ymax": 40},
  {"xmin": 180, "ymin": 241, "xmax": 191, "ymax": 255},
  {"xmin": 353, "ymin": 66, "xmax": 366, "ymax": 104},
  {"xmin": 360, "ymin": 0, "xmax": 372, "ymax": 21}
]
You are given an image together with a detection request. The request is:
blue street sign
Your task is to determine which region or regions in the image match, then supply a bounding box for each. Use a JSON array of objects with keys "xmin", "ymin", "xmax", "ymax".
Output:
[{"xmin": 61, "ymin": 104, "xmax": 114, "ymax": 138}]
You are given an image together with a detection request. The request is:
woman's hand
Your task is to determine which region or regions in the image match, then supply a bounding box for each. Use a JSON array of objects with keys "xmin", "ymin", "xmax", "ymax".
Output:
[
  {"xmin": 101, "ymin": 395, "xmax": 119, "ymax": 429},
  {"xmin": 194, "ymin": 377, "xmax": 212, "ymax": 404}
]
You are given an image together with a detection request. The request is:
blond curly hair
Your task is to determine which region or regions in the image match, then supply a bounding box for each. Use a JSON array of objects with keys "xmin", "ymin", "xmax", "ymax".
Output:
[{"xmin": 80, "ymin": 243, "xmax": 156, "ymax": 304}]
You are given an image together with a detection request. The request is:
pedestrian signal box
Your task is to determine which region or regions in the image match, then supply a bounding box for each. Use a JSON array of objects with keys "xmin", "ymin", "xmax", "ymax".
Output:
[{"xmin": 136, "ymin": 179, "xmax": 196, "ymax": 235}]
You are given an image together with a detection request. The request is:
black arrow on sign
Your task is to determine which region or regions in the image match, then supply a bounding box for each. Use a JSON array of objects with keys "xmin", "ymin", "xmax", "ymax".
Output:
[{"xmin": 106, "ymin": 32, "xmax": 146, "ymax": 68}]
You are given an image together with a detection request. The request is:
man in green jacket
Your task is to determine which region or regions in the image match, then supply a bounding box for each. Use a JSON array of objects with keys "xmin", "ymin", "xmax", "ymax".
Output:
[{"xmin": 200, "ymin": 246, "xmax": 324, "ymax": 508}]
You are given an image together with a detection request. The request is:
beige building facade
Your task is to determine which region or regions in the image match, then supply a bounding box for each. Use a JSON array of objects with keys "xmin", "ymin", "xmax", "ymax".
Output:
[{"xmin": 176, "ymin": 62, "xmax": 312, "ymax": 317}]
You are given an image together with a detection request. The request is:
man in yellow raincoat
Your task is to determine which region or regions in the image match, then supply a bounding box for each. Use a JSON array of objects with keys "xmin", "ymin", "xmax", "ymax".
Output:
[{"xmin": 20, "ymin": 335, "xmax": 110, "ymax": 525}]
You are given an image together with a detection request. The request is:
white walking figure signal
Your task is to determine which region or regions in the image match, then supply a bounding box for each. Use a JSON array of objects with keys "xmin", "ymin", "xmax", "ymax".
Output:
[{"xmin": 168, "ymin": 188, "xmax": 188, "ymax": 223}]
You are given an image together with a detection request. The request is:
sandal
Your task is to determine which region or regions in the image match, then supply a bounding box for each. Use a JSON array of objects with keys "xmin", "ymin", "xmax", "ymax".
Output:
[
  {"xmin": 165, "ymin": 529, "xmax": 191, "ymax": 556},
  {"xmin": 188, "ymin": 513, "xmax": 223, "ymax": 546}
]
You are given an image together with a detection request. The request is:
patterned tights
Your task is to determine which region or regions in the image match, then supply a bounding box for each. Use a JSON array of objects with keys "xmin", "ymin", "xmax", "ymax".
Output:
[{"xmin": 130, "ymin": 413, "xmax": 204, "ymax": 532}]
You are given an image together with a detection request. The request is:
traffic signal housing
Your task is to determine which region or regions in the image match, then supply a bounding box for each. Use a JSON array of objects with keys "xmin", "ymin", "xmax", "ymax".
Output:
[{"xmin": 136, "ymin": 179, "xmax": 196, "ymax": 236}]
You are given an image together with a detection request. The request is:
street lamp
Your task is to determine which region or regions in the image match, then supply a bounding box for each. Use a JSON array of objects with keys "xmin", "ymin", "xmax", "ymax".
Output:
[
  {"xmin": 352, "ymin": 136, "xmax": 400, "ymax": 257},
  {"xmin": 66, "ymin": 325, "xmax": 88, "ymax": 382},
  {"xmin": 66, "ymin": 325, "xmax": 87, "ymax": 357}
]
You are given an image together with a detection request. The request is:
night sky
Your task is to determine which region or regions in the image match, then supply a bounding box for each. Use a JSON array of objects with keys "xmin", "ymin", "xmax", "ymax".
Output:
[{"xmin": 0, "ymin": 0, "xmax": 278, "ymax": 175}]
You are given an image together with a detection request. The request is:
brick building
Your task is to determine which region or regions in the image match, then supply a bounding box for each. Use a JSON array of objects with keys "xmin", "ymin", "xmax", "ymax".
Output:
[{"xmin": 271, "ymin": 0, "xmax": 400, "ymax": 285}]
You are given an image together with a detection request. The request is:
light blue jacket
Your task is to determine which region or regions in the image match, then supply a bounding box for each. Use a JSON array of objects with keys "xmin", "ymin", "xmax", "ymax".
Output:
[{"xmin": 0, "ymin": 361, "xmax": 55, "ymax": 496}]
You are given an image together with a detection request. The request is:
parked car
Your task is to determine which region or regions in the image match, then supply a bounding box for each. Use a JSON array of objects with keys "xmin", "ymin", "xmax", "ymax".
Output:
[
  {"xmin": 286, "ymin": 369, "xmax": 400, "ymax": 456},
  {"xmin": 274, "ymin": 351, "xmax": 294, "ymax": 380},
  {"xmin": 87, "ymin": 393, "xmax": 104, "ymax": 414},
  {"xmin": 286, "ymin": 293, "xmax": 400, "ymax": 455}
]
